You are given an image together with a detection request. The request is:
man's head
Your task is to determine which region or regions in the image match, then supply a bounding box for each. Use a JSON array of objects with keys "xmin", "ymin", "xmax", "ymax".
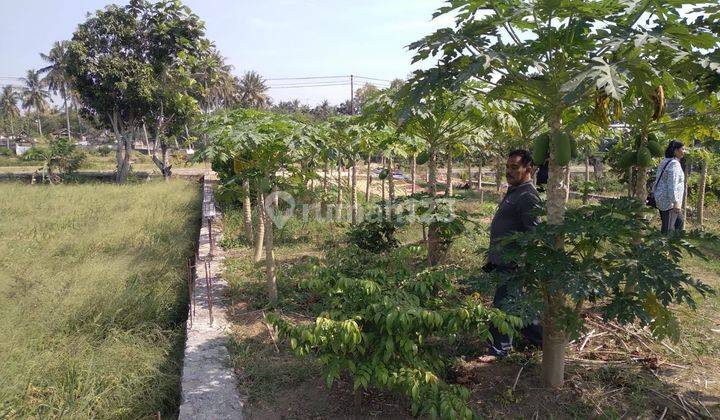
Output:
[{"xmin": 506, "ymin": 149, "xmax": 534, "ymax": 186}]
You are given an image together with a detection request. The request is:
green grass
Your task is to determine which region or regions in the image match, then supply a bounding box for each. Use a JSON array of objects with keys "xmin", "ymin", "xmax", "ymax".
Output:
[{"xmin": 0, "ymin": 180, "xmax": 200, "ymax": 418}]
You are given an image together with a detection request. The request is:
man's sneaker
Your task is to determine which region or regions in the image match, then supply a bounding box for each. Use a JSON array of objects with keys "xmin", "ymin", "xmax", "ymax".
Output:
[{"xmin": 488, "ymin": 342, "xmax": 512, "ymax": 358}]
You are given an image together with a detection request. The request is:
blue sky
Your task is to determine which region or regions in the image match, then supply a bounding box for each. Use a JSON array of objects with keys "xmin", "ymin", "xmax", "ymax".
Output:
[{"xmin": 0, "ymin": 0, "xmax": 453, "ymax": 106}]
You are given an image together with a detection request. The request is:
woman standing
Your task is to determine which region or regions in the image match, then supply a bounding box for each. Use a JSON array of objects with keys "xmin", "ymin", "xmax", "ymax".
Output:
[{"xmin": 653, "ymin": 140, "xmax": 685, "ymax": 234}]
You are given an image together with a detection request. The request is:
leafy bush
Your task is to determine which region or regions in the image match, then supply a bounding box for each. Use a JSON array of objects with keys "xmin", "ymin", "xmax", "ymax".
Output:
[
  {"xmin": 19, "ymin": 147, "xmax": 48, "ymax": 162},
  {"xmin": 496, "ymin": 198, "xmax": 716, "ymax": 341},
  {"xmin": 0, "ymin": 146, "xmax": 12, "ymax": 156},
  {"xmin": 46, "ymin": 138, "xmax": 86, "ymax": 175},
  {"xmin": 96, "ymin": 144, "xmax": 113, "ymax": 156},
  {"xmin": 269, "ymin": 245, "xmax": 521, "ymax": 419},
  {"xmin": 347, "ymin": 218, "xmax": 399, "ymax": 252}
]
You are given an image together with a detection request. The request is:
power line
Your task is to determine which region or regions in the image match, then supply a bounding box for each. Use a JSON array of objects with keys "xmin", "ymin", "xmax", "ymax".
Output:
[
  {"xmin": 268, "ymin": 83, "xmax": 350, "ymax": 89},
  {"xmin": 268, "ymin": 80, "xmax": 349, "ymax": 87},
  {"xmin": 354, "ymin": 75, "xmax": 393, "ymax": 83},
  {"xmin": 266, "ymin": 75, "xmax": 348, "ymax": 81},
  {"xmin": 268, "ymin": 80, "xmax": 390, "ymax": 88}
]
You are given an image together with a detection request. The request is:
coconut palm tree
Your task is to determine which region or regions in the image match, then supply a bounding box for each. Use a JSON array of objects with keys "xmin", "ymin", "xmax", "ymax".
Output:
[
  {"xmin": 40, "ymin": 41, "xmax": 72, "ymax": 140},
  {"xmin": 238, "ymin": 71, "xmax": 270, "ymax": 109},
  {"xmin": 194, "ymin": 48, "xmax": 239, "ymax": 111},
  {"xmin": 0, "ymin": 86, "xmax": 21, "ymax": 145},
  {"xmin": 21, "ymin": 69, "xmax": 51, "ymax": 137}
]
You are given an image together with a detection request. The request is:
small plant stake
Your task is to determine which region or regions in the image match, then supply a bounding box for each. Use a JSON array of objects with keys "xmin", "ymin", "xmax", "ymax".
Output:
[
  {"xmin": 204, "ymin": 200, "xmax": 217, "ymax": 257},
  {"xmin": 187, "ymin": 259, "xmax": 194, "ymax": 328},
  {"xmin": 204, "ymin": 260, "xmax": 213, "ymax": 326}
]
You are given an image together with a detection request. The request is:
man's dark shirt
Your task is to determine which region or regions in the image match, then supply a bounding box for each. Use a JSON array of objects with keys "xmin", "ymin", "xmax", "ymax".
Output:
[{"xmin": 487, "ymin": 180, "xmax": 541, "ymax": 267}]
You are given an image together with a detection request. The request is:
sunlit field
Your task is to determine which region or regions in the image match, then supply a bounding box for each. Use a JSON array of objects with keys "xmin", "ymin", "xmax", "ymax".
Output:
[{"xmin": 0, "ymin": 181, "xmax": 199, "ymax": 418}]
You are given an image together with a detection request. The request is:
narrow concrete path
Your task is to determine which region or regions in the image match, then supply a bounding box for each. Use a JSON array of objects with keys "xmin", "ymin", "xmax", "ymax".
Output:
[{"xmin": 179, "ymin": 174, "xmax": 245, "ymax": 419}]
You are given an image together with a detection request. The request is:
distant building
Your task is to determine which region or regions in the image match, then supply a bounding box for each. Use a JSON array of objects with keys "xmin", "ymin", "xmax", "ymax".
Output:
[{"xmin": 15, "ymin": 143, "xmax": 33, "ymax": 156}]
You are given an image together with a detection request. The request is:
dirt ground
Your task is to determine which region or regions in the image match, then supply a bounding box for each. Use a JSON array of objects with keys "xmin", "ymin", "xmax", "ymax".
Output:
[{"xmin": 220, "ymin": 179, "xmax": 720, "ymax": 419}]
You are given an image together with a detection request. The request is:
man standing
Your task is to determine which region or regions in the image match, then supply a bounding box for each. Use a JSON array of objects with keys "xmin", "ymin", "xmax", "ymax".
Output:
[{"xmin": 484, "ymin": 149, "xmax": 543, "ymax": 356}]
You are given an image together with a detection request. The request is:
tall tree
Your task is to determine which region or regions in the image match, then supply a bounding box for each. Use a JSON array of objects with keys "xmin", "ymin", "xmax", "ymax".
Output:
[
  {"xmin": 238, "ymin": 71, "xmax": 270, "ymax": 109},
  {"xmin": 0, "ymin": 86, "xmax": 21, "ymax": 141},
  {"xmin": 66, "ymin": 0, "xmax": 209, "ymax": 183},
  {"xmin": 408, "ymin": 0, "xmax": 719, "ymax": 387},
  {"xmin": 21, "ymin": 69, "xmax": 50, "ymax": 137},
  {"xmin": 40, "ymin": 41, "xmax": 73, "ymax": 140},
  {"xmin": 193, "ymin": 47, "xmax": 239, "ymax": 112}
]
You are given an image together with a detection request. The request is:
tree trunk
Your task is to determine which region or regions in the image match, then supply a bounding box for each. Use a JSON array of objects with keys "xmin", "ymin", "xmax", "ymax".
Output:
[
  {"xmin": 152, "ymin": 140, "xmax": 172, "ymax": 180},
  {"xmin": 110, "ymin": 112, "xmax": 132, "ymax": 184},
  {"xmin": 243, "ymin": 178, "xmax": 254, "ymax": 244},
  {"xmin": 565, "ymin": 166, "xmax": 572, "ymax": 201},
  {"xmin": 466, "ymin": 161, "xmax": 472, "ymax": 185},
  {"xmin": 445, "ymin": 153, "xmax": 453, "ymax": 196},
  {"xmin": 63, "ymin": 89, "xmax": 71, "ymax": 140},
  {"xmin": 584, "ymin": 158, "xmax": 590, "ymax": 183},
  {"xmin": 682, "ymin": 161, "xmax": 690, "ymax": 220},
  {"xmin": 37, "ymin": 116, "xmax": 43, "ymax": 138},
  {"xmin": 411, "ymin": 154, "xmax": 416, "ymax": 195},
  {"xmin": 161, "ymin": 143, "xmax": 171, "ymax": 180},
  {"xmin": 142, "ymin": 123, "xmax": 151, "ymax": 156},
  {"xmin": 633, "ymin": 135, "xmax": 649, "ymax": 202},
  {"xmin": 73, "ymin": 98, "xmax": 83, "ymax": 137},
  {"xmin": 365, "ymin": 155, "xmax": 371, "ymax": 202},
  {"xmin": 427, "ymin": 149, "xmax": 443, "ymax": 266},
  {"xmin": 388, "ymin": 155, "xmax": 395, "ymax": 202},
  {"xmin": 478, "ymin": 164, "xmax": 484, "ymax": 204},
  {"xmin": 253, "ymin": 191, "xmax": 265, "ymax": 263},
  {"xmin": 336, "ymin": 161, "xmax": 343, "ymax": 222},
  {"xmin": 323, "ymin": 160, "xmax": 329, "ymax": 198},
  {"xmin": 351, "ymin": 162, "xmax": 358, "ymax": 224},
  {"xmin": 633, "ymin": 166, "xmax": 648, "ymax": 202},
  {"xmin": 697, "ymin": 158, "xmax": 708, "ymax": 227},
  {"xmin": 542, "ymin": 116, "xmax": 569, "ymax": 389},
  {"xmin": 388, "ymin": 155, "xmax": 396, "ymax": 220},
  {"xmin": 495, "ymin": 160, "xmax": 502, "ymax": 193},
  {"xmin": 264, "ymin": 196, "xmax": 277, "ymax": 305},
  {"xmin": 381, "ymin": 156, "xmax": 386, "ymax": 203}
]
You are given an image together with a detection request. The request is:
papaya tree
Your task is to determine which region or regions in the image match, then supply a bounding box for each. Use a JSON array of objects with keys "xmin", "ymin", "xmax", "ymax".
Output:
[
  {"xmin": 204, "ymin": 109, "xmax": 314, "ymax": 304},
  {"xmin": 396, "ymin": 86, "xmax": 485, "ymax": 265},
  {"xmin": 408, "ymin": 0, "xmax": 720, "ymax": 387},
  {"xmin": 663, "ymin": 93, "xmax": 720, "ymax": 226}
]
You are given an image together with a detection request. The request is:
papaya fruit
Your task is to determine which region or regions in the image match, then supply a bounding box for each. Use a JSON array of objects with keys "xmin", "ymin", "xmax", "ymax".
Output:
[
  {"xmin": 378, "ymin": 168, "xmax": 389, "ymax": 180},
  {"xmin": 619, "ymin": 150, "xmax": 636, "ymax": 169},
  {"xmin": 233, "ymin": 158, "xmax": 242, "ymax": 174},
  {"xmin": 552, "ymin": 132, "xmax": 572, "ymax": 166},
  {"xmin": 637, "ymin": 146, "xmax": 653, "ymax": 167},
  {"xmin": 647, "ymin": 133, "xmax": 658, "ymax": 143},
  {"xmin": 647, "ymin": 140, "xmax": 663, "ymax": 157},
  {"xmin": 416, "ymin": 151, "xmax": 430, "ymax": 165},
  {"xmin": 532, "ymin": 133, "xmax": 550, "ymax": 165}
]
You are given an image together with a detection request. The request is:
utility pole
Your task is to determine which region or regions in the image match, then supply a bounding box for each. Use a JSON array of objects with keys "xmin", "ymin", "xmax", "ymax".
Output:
[{"xmin": 349, "ymin": 74, "xmax": 354, "ymax": 115}]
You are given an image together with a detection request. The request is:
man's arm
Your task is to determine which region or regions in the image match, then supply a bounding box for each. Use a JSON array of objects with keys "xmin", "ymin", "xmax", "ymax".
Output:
[{"xmin": 517, "ymin": 191, "xmax": 542, "ymax": 230}]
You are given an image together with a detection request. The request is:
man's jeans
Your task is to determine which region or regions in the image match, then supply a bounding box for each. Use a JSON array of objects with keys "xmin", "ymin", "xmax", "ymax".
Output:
[
  {"xmin": 488, "ymin": 268, "xmax": 543, "ymax": 352},
  {"xmin": 659, "ymin": 208, "xmax": 684, "ymax": 234}
]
